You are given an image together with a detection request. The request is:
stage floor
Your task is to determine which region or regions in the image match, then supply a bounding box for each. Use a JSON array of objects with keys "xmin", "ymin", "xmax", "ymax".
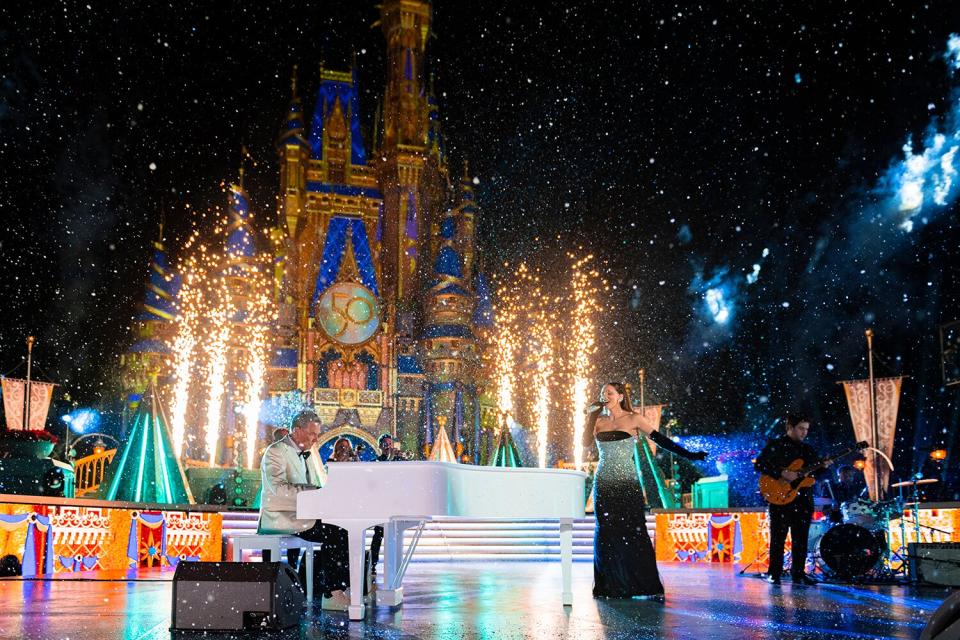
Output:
[{"xmin": 0, "ymin": 562, "xmax": 948, "ymax": 639}]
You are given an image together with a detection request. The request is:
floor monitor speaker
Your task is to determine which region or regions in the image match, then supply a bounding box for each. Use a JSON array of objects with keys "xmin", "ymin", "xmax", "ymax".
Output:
[
  {"xmin": 171, "ymin": 561, "xmax": 304, "ymax": 632},
  {"xmin": 910, "ymin": 542, "xmax": 960, "ymax": 587}
]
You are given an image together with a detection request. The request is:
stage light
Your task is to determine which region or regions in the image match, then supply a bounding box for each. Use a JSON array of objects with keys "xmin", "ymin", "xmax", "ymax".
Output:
[
  {"xmin": 705, "ymin": 287, "xmax": 731, "ymax": 324},
  {"xmin": 853, "ymin": 459, "xmax": 866, "ymax": 470},
  {"xmin": 930, "ymin": 448, "xmax": 948, "ymax": 461},
  {"xmin": 230, "ymin": 469, "xmax": 247, "ymax": 507},
  {"xmin": 61, "ymin": 408, "xmax": 101, "ymax": 434}
]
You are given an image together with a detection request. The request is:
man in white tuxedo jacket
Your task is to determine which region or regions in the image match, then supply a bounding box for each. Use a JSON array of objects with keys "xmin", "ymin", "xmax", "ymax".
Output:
[{"xmin": 258, "ymin": 410, "xmax": 350, "ymax": 609}]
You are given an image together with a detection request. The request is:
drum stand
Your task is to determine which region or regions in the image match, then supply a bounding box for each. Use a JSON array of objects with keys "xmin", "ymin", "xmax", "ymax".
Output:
[
  {"xmin": 814, "ymin": 495, "xmax": 907, "ymax": 586},
  {"xmin": 849, "ymin": 482, "xmax": 945, "ymax": 585}
]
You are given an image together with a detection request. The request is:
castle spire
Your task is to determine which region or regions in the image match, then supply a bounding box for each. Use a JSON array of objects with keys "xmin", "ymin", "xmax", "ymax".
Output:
[
  {"xmin": 278, "ymin": 65, "xmax": 308, "ymax": 150},
  {"xmin": 378, "ymin": 0, "xmax": 431, "ymax": 150},
  {"xmin": 139, "ymin": 221, "xmax": 178, "ymax": 322},
  {"xmin": 376, "ymin": 0, "xmax": 433, "ymax": 323},
  {"xmin": 226, "ymin": 177, "xmax": 256, "ymax": 261},
  {"xmin": 277, "ymin": 65, "xmax": 309, "ymax": 236},
  {"xmin": 453, "ymin": 162, "xmax": 478, "ymax": 283}
]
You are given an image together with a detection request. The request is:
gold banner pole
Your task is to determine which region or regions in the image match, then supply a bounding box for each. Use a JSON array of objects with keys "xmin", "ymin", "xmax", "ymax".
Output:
[
  {"xmin": 24, "ymin": 336, "xmax": 35, "ymax": 431},
  {"xmin": 866, "ymin": 328, "xmax": 881, "ymax": 500},
  {"xmin": 638, "ymin": 368, "xmax": 645, "ymax": 412}
]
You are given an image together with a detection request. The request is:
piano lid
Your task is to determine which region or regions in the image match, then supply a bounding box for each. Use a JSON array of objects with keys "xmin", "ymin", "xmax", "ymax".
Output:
[{"xmin": 297, "ymin": 461, "xmax": 587, "ymax": 522}]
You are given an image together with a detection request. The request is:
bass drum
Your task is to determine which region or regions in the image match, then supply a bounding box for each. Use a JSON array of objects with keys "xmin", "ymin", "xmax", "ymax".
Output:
[
  {"xmin": 807, "ymin": 519, "xmax": 831, "ymax": 551},
  {"xmin": 817, "ymin": 523, "xmax": 886, "ymax": 578}
]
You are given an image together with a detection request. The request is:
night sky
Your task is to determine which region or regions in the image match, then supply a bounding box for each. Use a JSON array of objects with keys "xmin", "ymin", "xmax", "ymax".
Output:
[{"xmin": 2, "ymin": 2, "xmax": 960, "ymax": 481}]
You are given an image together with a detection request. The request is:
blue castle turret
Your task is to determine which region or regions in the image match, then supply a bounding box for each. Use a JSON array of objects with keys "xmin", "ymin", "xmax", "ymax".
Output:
[
  {"xmin": 120, "ymin": 227, "xmax": 181, "ymax": 413},
  {"xmin": 421, "ymin": 167, "xmax": 484, "ymax": 462}
]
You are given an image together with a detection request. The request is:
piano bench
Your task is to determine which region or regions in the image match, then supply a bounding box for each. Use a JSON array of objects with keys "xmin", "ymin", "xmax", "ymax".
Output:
[{"xmin": 230, "ymin": 534, "xmax": 315, "ymax": 602}]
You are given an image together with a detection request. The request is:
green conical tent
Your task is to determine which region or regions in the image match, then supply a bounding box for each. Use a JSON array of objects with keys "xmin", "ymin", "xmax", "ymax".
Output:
[
  {"xmin": 488, "ymin": 426, "xmax": 523, "ymax": 467},
  {"xmin": 98, "ymin": 378, "xmax": 194, "ymax": 504}
]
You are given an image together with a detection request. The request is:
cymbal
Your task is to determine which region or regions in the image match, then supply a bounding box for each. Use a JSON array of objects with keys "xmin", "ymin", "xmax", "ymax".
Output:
[{"xmin": 891, "ymin": 478, "xmax": 939, "ymax": 488}]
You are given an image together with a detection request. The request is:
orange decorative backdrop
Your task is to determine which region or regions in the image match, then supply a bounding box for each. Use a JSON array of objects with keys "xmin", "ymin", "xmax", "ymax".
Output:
[
  {"xmin": 656, "ymin": 507, "xmax": 960, "ymax": 570},
  {"xmin": 0, "ymin": 502, "xmax": 221, "ymax": 575}
]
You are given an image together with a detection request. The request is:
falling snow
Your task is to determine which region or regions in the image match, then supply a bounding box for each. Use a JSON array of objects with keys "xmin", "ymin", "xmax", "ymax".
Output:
[{"xmin": 0, "ymin": 1, "xmax": 958, "ymax": 488}]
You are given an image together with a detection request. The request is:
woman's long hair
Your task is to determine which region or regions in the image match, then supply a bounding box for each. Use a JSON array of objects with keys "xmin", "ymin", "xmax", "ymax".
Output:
[
  {"xmin": 331, "ymin": 437, "xmax": 356, "ymax": 461},
  {"xmin": 604, "ymin": 381, "xmax": 635, "ymax": 413}
]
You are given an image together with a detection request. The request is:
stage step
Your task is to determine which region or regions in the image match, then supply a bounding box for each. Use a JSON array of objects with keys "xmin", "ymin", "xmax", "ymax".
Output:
[{"xmin": 222, "ymin": 511, "xmax": 658, "ymax": 562}]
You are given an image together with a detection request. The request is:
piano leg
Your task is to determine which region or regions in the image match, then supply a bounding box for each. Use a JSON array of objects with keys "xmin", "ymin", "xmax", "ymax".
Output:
[
  {"xmin": 560, "ymin": 518, "xmax": 574, "ymax": 606},
  {"xmin": 378, "ymin": 521, "xmax": 404, "ymax": 606},
  {"xmin": 345, "ymin": 524, "xmax": 369, "ymax": 620}
]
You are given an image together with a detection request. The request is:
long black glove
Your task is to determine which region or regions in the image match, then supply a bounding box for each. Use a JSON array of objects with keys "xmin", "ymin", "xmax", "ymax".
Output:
[{"xmin": 648, "ymin": 429, "xmax": 707, "ymax": 461}]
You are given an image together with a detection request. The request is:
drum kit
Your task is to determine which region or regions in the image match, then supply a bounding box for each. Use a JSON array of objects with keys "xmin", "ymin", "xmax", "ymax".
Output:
[{"xmin": 808, "ymin": 477, "xmax": 939, "ymax": 582}]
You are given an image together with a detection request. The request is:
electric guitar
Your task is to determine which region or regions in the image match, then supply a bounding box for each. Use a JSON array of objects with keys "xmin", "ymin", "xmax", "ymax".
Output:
[{"xmin": 759, "ymin": 441, "xmax": 868, "ymax": 506}]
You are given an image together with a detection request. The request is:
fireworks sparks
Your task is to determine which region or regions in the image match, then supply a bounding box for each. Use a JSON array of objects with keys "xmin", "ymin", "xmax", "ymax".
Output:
[
  {"xmin": 493, "ymin": 266, "xmax": 519, "ymax": 446},
  {"xmin": 239, "ymin": 302, "xmax": 273, "ymax": 468},
  {"xmin": 167, "ymin": 192, "xmax": 277, "ymax": 469},
  {"xmin": 201, "ymin": 277, "xmax": 233, "ymax": 466},
  {"xmin": 490, "ymin": 254, "xmax": 601, "ymax": 469},
  {"xmin": 570, "ymin": 254, "xmax": 600, "ymax": 472},
  {"xmin": 531, "ymin": 316, "xmax": 553, "ymax": 469},
  {"xmin": 169, "ymin": 271, "xmax": 199, "ymax": 459}
]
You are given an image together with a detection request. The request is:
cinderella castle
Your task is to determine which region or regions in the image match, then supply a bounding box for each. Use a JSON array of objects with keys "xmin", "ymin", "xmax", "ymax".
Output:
[{"xmin": 119, "ymin": 0, "xmax": 500, "ymax": 468}]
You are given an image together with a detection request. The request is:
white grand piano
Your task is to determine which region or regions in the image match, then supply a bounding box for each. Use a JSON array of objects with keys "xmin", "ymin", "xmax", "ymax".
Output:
[{"xmin": 297, "ymin": 461, "xmax": 587, "ymax": 620}]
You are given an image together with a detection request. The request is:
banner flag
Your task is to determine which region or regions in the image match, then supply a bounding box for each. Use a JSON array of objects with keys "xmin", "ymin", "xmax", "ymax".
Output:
[
  {"xmin": 842, "ymin": 377, "xmax": 902, "ymax": 500},
  {"xmin": 27, "ymin": 381, "xmax": 56, "ymax": 431},
  {"xmin": 1, "ymin": 377, "xmax": 26, "ymax": 430}
]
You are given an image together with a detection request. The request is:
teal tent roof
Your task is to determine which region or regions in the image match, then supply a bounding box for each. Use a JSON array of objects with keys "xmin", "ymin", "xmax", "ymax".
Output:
[
  {"xmin": 98, "ymin": 379, "xmax": 193, "ymax": 504},
  {"xmin": 489, "ymin": 427, "xmax": 523, "ymax": 468}
]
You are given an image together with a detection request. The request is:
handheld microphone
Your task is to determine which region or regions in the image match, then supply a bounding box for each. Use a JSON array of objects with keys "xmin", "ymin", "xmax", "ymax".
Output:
[{"xmin": 584, "ymin": 401, "xmax": 607, "ymax": 414}]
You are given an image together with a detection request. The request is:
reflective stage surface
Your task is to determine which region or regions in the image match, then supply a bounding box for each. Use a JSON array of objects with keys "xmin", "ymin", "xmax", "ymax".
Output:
[{"xmin": 0, "ymin": 562, "xmax": 948, "ymax": 639}]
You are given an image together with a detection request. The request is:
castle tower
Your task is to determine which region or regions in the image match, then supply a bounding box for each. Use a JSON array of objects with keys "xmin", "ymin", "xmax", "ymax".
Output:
[
  {"xmin": 422, "ymin": 187, "xmax": 479, "ymax": 458},
  {"xmin": 375, "ymin": 0, "xmax": 438, "ymax": 334},
  {"xmin": 225, "ymin": 179, "xmax": 258, "ymax": 284},
  {"xmin": 423, "ymin": 209, "xmax": 476, "ymax": 382},
  {"xmin": 270, "ymin": 69, "xmax": 309, "ymax": 397},
  {"xmin": 275, "ymin": 60, "xmax": 392, "ymax": 447},
  {"xmin": 120, "ymin": 226, "xmax": 180, "ymax": 416},
  {"xmin": 453, "ymin": 166, "xmax": 478, "ymax": 285},
  {"xmin": 277, "ymin": 66, "xmax": 309, "ymax": 238}
]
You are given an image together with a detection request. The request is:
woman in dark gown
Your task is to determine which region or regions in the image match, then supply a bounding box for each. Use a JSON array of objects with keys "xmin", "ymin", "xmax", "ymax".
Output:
[{"xmin": 587, "ymin": 382, "xmax": 707, "ymax": 599}]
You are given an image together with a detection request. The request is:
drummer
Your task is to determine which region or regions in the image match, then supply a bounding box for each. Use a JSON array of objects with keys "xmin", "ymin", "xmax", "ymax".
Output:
[{"xmin": 824, "ymin": 465, "xmax": 867, "ymax": 523}]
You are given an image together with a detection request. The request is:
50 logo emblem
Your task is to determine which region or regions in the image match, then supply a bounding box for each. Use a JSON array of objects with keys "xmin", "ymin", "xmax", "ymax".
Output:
[{"xmin": 316, "ymin": 282, "xmax": 381, "ymax": 345}]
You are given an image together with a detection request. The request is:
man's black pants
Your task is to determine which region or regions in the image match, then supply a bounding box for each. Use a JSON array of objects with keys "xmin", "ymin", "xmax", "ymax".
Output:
[
  {"xmin": 265, "ymin": 521, "xmax": 372, "ymax": 597},
  {"xmin": 370, "ymin": 525, "xmax": 384, "ymax": 573},
  {"xmin": 295, "ymin": 521, "xmax": 350, "ymax": 597},
  {"xmin": 768, "ymin": 502, "xmax": 813, "ymax": 579}
]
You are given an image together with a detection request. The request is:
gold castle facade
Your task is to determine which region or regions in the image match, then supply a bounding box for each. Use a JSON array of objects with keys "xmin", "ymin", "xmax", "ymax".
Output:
[{"xmin": 121, "ymin": 0, "xmax": 496, "ymax": 464}]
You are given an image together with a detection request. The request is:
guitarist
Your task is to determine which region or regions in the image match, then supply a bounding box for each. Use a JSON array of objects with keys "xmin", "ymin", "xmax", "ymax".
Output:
[{"xmin": 754, "ymin": 413, "xmax": 832, "ymax": 586}]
